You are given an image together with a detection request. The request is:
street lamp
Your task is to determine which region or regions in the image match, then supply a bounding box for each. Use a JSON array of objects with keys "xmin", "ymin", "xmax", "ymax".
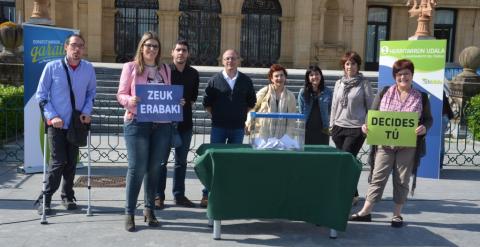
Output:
[{"xmin": 407, "ymin": 0, "xmax": 437, "ymax": 39}]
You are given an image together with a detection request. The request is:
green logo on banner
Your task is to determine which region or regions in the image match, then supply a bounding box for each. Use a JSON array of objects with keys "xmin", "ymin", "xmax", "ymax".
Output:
[
  {"xmin": 379, "ymin": 40, "xmax": 447, "ymax": 72},
  {"xmin": 367, "ymin": 110, "xmax": 418, "ymax": 147}
]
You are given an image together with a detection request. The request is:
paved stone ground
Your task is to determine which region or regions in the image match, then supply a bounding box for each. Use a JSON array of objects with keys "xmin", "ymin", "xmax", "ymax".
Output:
[{"xmin": 0, "ymin": 160, "xmax": 479, "ymax": 247}]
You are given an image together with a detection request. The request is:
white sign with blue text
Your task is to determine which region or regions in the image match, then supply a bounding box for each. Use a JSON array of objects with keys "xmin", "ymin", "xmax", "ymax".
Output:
[{"xmin": 136, "ymin": 84, "xmax": 183, "ymax": 122}]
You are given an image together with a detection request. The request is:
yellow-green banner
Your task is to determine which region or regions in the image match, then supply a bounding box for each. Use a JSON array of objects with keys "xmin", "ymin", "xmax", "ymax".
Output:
[{"xmin": 366, "ymin": 110, "xmax": 418, "ymax": 147}]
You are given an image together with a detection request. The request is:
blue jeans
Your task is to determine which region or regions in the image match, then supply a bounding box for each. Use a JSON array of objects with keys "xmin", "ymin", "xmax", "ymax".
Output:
[
  {"xmin": 157, "ymin": 128, "xmax": 193, "ymax": 199},
  {"xmin": 202, "ymin": 127, "xmax": 245, "ymax": 196},
  {"xmin": 210, "ymin": 127, "xmax": 245, "ymax": 144},
  {"xmin": 440, "ymin": 114, "xmax": 450, "ymax": 169},
  {"xmin": 124, "ymin": 120, "xmax": 172, "ymax": 215}
]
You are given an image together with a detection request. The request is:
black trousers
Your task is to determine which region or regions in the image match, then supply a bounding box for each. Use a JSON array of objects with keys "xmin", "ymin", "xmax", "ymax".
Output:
[
  {"xmin": 44, "ymin": 127, "xmax": 79, "ymax": 203},
  {"xmin": 331, "ymin": 125, "xmax": 365, "ymax": 197}
]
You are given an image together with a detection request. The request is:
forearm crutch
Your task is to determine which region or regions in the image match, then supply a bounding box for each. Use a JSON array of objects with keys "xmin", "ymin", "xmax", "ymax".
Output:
[
  {"xmin": 86, "ymin": 124, "xmax": 93, "ymax": 216},
  {"xmin": 39, "ymin": 102, "xmax": 48, "ymax": 225}
]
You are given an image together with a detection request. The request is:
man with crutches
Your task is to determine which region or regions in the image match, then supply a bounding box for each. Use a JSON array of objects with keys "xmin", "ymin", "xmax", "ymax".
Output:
[{"xmin": 34, "ymin": 34, "xmax": 96, "ymax": 216}]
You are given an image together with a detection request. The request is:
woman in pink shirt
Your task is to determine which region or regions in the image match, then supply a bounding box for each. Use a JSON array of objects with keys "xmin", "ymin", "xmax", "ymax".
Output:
[
  {"xmin": 117, "ymin": 32, "xmax": 172, "ymax": 232},
  {"xmin": 349, "ymin": 59, "xmax": 432, "ymax": 228}
]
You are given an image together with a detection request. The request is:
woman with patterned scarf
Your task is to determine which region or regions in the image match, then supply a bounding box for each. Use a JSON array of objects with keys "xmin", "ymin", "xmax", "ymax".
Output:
[
  {"xmin": 246, "ymin": 64, "xmax": 297, "ymax": 138},
  {"xmin": 349, "ymin": 59, "xmax": 432, "ymax": 228},
  {"xmin": 330, "ymin": 51, "xmax": 373, "ymax": 206}
]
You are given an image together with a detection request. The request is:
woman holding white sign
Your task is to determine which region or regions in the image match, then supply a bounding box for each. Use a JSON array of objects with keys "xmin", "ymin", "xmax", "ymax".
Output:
[
  {"xmin": 349, "ymin": 59, "xmax": 432, "ymax": 228},
  {"xmin": 117, "ymin": 32, "xmax": 173, "ymax": 232}
]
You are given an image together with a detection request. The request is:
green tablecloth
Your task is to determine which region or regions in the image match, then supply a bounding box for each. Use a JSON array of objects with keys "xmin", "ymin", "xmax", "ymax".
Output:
[{"xmin": 194, "ymin": 144, "xmax": 362, "ymax": 231}]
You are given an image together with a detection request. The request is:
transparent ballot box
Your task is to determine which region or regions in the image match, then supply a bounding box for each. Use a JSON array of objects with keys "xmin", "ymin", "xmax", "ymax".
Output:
[{"xmin": 248, "ymin": 112, "xmax": 305, "ymax": 151}]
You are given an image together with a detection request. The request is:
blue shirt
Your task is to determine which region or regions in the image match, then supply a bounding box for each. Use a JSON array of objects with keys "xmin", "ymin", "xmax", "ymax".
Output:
[{"xmin": 36, "ymin": 57, "xmax": 97, "ymax": 129}]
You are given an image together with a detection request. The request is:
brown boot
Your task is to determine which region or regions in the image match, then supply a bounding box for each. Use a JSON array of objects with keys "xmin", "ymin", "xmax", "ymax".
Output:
[
  {"xmin": 125, "ymin": 215, "xmax": 135, "ymax": 232},
  {"xmin": 200, "ymin": 195, "xmax": 208, "ymax": 208},
  {"xmin": 143, "ymin": 208, "xmax": 160, "ymax": 227}
]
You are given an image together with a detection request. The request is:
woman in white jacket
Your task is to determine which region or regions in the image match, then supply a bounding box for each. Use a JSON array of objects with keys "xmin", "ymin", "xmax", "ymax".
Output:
[{"xmin": 246, "ymin": 64, "xmax": 297, "ymax": 138}]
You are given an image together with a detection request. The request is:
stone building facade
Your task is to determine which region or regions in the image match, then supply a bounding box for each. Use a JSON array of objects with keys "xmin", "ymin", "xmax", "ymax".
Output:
[{"xmin": 12, "ymin": 0, "xmax": 480, "ymax": 70}]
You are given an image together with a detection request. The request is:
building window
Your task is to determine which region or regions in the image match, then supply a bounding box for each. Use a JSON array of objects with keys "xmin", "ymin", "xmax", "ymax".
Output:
[
  {"xmin": 365, "ymin": 7, "xmax": 390, "ymax": 71},
  {"xmin": 241, "ymin": 0, "xmax": 282, "ymax": 67},
  {"xmin": 114, "ymin": 0, "xmax": 159, "ymax": 63},
  {"xmin": 434, "ymin": 9, "xmax": 456, "ymax": 63},
  {"xmin": 179, "ymin": 0, "xmax": 221, "ymax": 66},
  {"xmin": 0, "ymin": 0, "xmax": 15, "ymax": 23}
]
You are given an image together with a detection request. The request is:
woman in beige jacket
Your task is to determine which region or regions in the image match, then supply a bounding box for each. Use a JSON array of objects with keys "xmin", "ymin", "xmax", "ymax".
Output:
[{"xmin": 246, "ymin": 64, "xmax": 297, "ymax": 138}]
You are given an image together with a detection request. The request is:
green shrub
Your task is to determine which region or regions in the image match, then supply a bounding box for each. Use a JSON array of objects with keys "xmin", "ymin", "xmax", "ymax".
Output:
[
  {"xmin": 0, "ymin": 85, "xmax": 24, "ymax": 141},
  {"xmin": 466, "ymin": 93, "xmax": 480, "ymax": 141}
]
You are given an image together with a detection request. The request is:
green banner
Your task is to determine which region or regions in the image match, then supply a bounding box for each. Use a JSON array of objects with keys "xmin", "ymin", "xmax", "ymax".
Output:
[{"xmin": 367, "ymin": 110, "xmax": 418, "ymax": 147}]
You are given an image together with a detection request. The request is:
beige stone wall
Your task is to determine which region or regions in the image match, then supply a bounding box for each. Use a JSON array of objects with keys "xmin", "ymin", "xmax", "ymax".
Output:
[
  {"xmin": 54, "ymin": 0, "xmax": 72, "ymax": 28},
  {"xmin": 454, "ymin": 9, "xmax": 480, "ymax": 63},
  {"xmin": 14, "ymin": 0, "xmax": 480, "ymax": 66}
]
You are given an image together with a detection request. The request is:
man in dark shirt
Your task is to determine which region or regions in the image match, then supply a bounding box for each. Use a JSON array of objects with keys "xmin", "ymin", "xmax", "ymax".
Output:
[
  {"xmin": 201, "ymin": 49, "xmax": 256, "ymax": 207},
  {"xmin": 155, "ymin": 40, "xmax": 199, "ymax": 209}
]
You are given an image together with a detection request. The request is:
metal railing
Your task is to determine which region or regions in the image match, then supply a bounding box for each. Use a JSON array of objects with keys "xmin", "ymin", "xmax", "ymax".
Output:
[
  {"xmin": 1, "ymin": 104, "xmax": 480, "ymax": 168},
  {"xmin": 2, "ymin": 68, "xmax": 480, "ymax": 167}
]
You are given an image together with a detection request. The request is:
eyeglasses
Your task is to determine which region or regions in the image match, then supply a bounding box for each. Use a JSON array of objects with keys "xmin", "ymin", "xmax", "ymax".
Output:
[
  {"xmin": 144, "ymin": 43, "xmax": 159, "ymax": 50},
  {"xmin": 69, "ymin": 43, "xmax": 85, "ymax": 49},
  {"xmin": 223, "ymin": 56, "xmax": 238, "ymax": 61}
]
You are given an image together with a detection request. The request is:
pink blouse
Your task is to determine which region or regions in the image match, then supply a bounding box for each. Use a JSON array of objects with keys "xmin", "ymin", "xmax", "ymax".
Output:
[
  {"xmin": 379, "ymin": 85, "xmax": 422, "ymax": 117},
  {"xmin": 117, "ymin": 62, "xmax": 171, "ymax": 121}
]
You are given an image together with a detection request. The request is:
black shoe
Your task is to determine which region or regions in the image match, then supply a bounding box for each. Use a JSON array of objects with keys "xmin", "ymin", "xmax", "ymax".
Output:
[
  {"xmin": 37, "ymin": 203, "xmax": 52, "ymax": 215},
  {"xmin": 61, "ymin": 197, "xmax": 77, "ymax": 210},
  {"xmin": 174, "ymin": 196, "xmax": 196, "ymax": 208},
  {"xmin": 349, "ymin": 213, "xmax": 372, "ymax": 222},
  {"xmin": 143, "ymin": 208, "xmax": 160, "ymax": 227},
  {"xmin": 391, "ymin": 215, "xmax": 404, "ymax": 228}
]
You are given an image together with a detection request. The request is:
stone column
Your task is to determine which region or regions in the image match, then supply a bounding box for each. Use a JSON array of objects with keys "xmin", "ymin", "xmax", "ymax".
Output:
[
  {"xmin": 50, "ymin": 0, "xmax": 56, "ymax": 25},
  {"xmin": 157, "ymin": 10, "xmax": 181, "ymax": 63},
  {"xmin": 351, "ymin": 0, "xmax": 367, "ymax": 62},
  {"xmin": 77, "ymin": 2, "xmax": 88, "ymax": 37},
  {"xmin": 102, "ymin": 6, "xmax": 117, "ymax": 62},
  {"xmin": 317, "ymin": 8, "xmax": 326, "ymax": 46},
  {"xmin": 277, "ymin": 16, "xmax": 294, "ymax": 67},
  {"xmin": 218, "ymin": 14, "xmax": 242, "ymax": 65},
  {"xmin": 293, "ymin": 0, "xmax": 313, "ymax": 68},
  {"xmin": 73, "ymin": 0, "xmax": 79, "ymax": 29},
  {"xmin": 87, "ymin": 0, "xmax": 102, "ymax": 61},
  {"xmin": 337, "ymin": 10, "xmax": 344, "ymax": 46},
  {"xmin": 449, "ymin": 46, "xmax": 480, "ymax": 138},
  {"xmin": 29, "ymin": 0, "xmax": 53, "ymax": 25}
]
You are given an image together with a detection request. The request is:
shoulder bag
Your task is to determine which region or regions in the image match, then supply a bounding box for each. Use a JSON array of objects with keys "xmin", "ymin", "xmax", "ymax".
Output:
[{"xmin": 61, "ymin": 59, "xmax": 88, "ymax": 147}]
